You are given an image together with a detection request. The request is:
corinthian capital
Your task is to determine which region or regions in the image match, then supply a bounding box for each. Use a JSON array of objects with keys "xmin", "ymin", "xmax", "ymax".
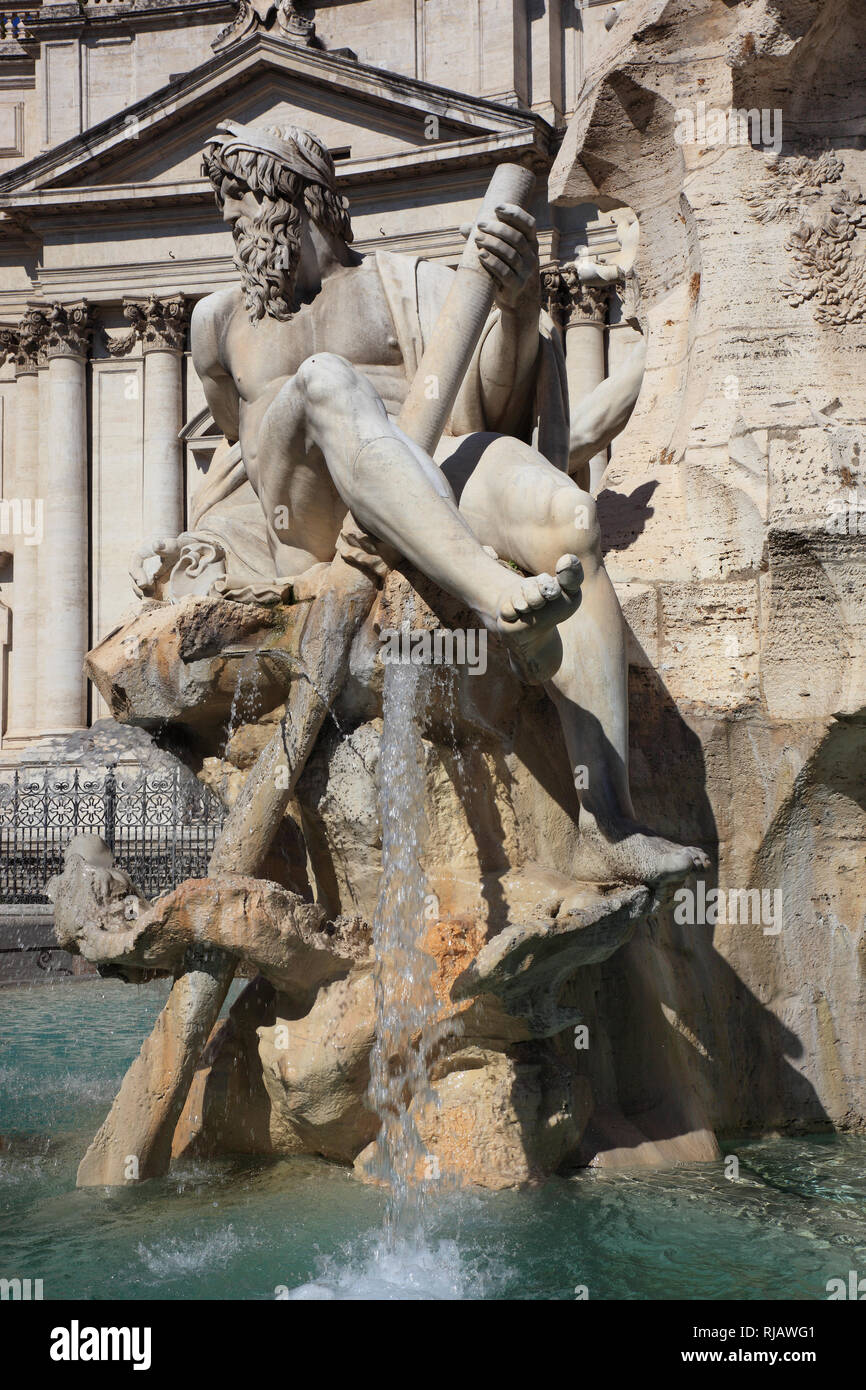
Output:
[
  {"xmin": 109, "ymin": 295, "xmax": 190, "ymax": 355},
  {"xmin": 11, "ymin": 305, "xmax": 52, "ymax": 371},
  {"xmin": 0, "ymin": 326, "xmax": 19, "ymax": 369},
  {"xmin": 542, "ymin": 264, "xmax": 613, "ymax": 329},
  {"xmin": 32, "ymin": 301, "xmax": 94, "ymax": 361}
]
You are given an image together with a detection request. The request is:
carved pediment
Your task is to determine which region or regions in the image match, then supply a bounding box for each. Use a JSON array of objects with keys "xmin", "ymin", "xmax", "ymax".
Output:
[{"xmin": 0, "ymin": 33, "xmax": 548, "ymax": 211}]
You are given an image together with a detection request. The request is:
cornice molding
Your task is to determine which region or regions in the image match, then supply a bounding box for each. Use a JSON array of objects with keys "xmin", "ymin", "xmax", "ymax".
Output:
[
  {"xmin": 20, "ymin": 0, "xmax": 231, "ymax": 41},
  {"xmin": 0, "ymin": 134, "xmax": 551, "ymax": 232}
]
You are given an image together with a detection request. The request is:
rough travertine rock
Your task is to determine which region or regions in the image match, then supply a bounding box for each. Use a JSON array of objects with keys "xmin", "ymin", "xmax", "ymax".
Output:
[
  {"xmin": 546, "ymin": 0, "xmax": 866, "ymax": 1152},
  {"xmin": 407, "ymin": 1049, "xmax": 595, "ymax": 1191},
  {"xmin": 85, "ymin": 596, "xmax": 294, "ymax": 735},
  {"xmin": 88, "ymin": 556, "xmax": 724, "ymax": 1183},
  {"xmin": 53, "ymin": 826, "xmax": 635, "ymax": 1183},
  {"xmin": 452, "ymin": 884, "xmax": 654, "ymax": 1038},
  {"xmin": 258, "ymin": 970, "xmax": 380, "ymax": 1163},
  {"xmin": 48, "ymin": 843, "xmax": 363, "ymax": 1005}
]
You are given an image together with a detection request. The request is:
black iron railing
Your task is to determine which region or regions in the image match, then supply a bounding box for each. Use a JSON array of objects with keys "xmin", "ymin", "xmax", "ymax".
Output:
[{"xmin": 0, "ymin": 764, "xmax": 226, "ymax": 904}]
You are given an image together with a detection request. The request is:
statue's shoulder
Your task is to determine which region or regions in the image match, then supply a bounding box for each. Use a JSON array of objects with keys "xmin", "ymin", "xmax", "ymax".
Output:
[
  {"xmin": 191, "ymin": 286, "xmax": 240, "ymax": 336},
  {"xmin": 190, "ymin": 287, "xmax": 241, "ymax": 373}
]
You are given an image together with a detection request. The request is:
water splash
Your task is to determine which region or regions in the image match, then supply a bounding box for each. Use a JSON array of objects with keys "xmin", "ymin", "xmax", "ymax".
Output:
[
  {"xmin": 137, "ymin": 1224, "xmax": 258, "ymax": 1279},
  {"xmin": 287, "ymin": 1231, "xmax": 514, "ymax": 1301}
]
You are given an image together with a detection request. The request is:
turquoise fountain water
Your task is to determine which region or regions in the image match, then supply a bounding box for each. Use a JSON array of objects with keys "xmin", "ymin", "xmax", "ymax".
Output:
[{"xmin": 2, "ymin": 979, "xmax": 866, "ymax": 1299}]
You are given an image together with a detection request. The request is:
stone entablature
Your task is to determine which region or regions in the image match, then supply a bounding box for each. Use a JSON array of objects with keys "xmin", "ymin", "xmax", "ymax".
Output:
[
  {"xmin": 12, "ymin": 0, "xmax": 230, "ymax": 34},
  {"xmin": 0, "ymin": 1, "xmax": 616, "ymax": 176}
]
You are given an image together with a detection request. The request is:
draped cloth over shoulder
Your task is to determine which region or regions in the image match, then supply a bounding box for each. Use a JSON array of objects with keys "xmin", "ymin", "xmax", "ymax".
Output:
[{"xmin": 178, "ymin": 250, "xmax": 570, "ymax": 604}]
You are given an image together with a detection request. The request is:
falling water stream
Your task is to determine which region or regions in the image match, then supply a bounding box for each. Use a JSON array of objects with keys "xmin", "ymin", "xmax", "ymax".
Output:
[
  {"xmin": 222, "ymin": 654, "xmax": 264, "ymax": 756},
  {"xmin": 366, "ymin": 644, "xmax": 439, "ymax": 1240},
  {"xmin": 286, "ymin": 604, "xmax": 473, "ymax": 1297}
]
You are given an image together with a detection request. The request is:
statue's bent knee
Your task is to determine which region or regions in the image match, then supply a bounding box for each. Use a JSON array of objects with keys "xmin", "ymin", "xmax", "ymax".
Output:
[{"xmin": 296, "ymin": 352, "xmax": 358, "ymax": 409}]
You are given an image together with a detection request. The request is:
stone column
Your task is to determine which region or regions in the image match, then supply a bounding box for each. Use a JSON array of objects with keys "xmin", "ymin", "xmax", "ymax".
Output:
[
  {"xmin": 37, "ymin": 302, "xmax": 93, "ymax": 735},
  {"xmin": 113, "ymin": 295, "xmax": 189, "ymax": 541},
  {"xmin": 2, "ymin": 312, "xmax": 44, "ymax": 744},
  {"xmin": 543, "ymin": 265, "xmax": 611, "ymax": 493}
]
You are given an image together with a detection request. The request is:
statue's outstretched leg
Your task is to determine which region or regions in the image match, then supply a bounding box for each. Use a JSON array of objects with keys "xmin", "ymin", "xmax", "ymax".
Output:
[
  {"xmin": 443, "ymin": 433, "xmax": 711, "ymax": 887},
  {"xmin": 251, "ymin": 353, "xmax": 582, "ymax": 682}
]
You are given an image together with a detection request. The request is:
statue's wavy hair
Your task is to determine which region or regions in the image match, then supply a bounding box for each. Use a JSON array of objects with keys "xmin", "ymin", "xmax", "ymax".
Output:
[{"xmin": 202, "ymin": 125, "xmax": 353, "ymax": 321}]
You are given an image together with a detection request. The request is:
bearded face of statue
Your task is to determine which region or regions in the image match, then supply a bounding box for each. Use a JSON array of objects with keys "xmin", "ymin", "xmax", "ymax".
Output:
[{"xmin": 229, "ymin": 190, "xmax": 303, "ymax": 324}]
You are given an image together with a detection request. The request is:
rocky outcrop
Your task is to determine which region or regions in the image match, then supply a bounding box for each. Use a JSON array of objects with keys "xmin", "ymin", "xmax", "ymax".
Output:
[
  {"xmin": 85, "ymin": 596, "xmax": 297, "ymax": 738},
  {"xmin": 547, "ymin": 0, "xmax": 866, "ymax": 1146},
  {"xmin": 47, "ymin": 836, "xmax": 365, "ymax": 1005},
  {"xmin": 52, "ymin": 825, "xmax": 664, "ymax": 1185}
]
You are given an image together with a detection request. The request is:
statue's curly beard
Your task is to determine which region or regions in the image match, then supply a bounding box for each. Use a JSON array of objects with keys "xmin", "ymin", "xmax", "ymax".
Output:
[{"xmin": 232, "ymin": 202, "xmax": 301, "ymax": 324}]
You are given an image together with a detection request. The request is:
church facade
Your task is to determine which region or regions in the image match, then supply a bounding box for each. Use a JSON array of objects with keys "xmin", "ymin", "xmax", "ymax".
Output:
[{"xmin": 0, "ymin": 0, "xmax": 631, "ymax": 748}]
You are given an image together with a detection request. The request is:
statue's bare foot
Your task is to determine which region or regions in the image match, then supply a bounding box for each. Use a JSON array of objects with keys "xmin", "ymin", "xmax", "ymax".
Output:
[
  {"xmin": 572, "ymin": 813, "xmax": 711, "ymax": 889},
  {"xmin": 497, "ymin": 555, "xmax": 582, "ymax": 683}
]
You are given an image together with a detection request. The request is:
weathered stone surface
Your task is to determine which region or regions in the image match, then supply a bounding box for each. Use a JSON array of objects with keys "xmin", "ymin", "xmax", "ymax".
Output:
[
  {"xmin": 76, "ymin": 947, "xmax": 235, "ymax": 1188},
  {"xmin": 173, "ymin": 977, "xmax": 277, "ymax": 1160},
  {"xmin": 259, "ymin": 969, "xmax": 379, "ymax": 1163},
  {"xmin": 358, "ymin": 1048, "xmax": 594, "ymax": 1192},
  {"xmin": 85, "ymin": 597, "xmax": 294, "ymax": 736},
  {"xmin": 116, "ymin": 557, "xmax": 716, "ymax": 1185},
  {"xmin": 547, "ymin": 0, "xmax": 866, "ymax": 1148},
  {"xmin": 48, "ymin": 842, "xmax": 365, "ymax": 1007},
  {"xmin": 452, "ymin": 884, "xmax": 654, "ymax": 1038}
]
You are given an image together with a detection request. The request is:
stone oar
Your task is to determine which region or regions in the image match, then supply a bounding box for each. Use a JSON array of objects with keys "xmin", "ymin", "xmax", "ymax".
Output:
[{"xmin": 76, "ymin": 159, "xmax": 535, "ymax": 1187}]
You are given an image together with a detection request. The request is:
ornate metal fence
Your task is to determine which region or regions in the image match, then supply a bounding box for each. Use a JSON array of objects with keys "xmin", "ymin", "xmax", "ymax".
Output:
[{"xmin": 0, "ymin": 764, "xmax": 227, "ymax": 904}]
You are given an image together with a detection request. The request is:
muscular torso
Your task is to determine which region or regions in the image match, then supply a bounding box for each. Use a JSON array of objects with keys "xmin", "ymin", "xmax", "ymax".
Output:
[{"xmin": 201, "ymin": 261, "xmax": 408, "ymax": 572}]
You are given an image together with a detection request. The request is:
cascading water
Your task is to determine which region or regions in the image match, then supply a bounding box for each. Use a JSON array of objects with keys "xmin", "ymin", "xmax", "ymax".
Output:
[
  {"xmin": 287, "ymin": 610, "xmax": 480, "ymax": 1298},
  {"xmin": 366, "ymin": 634, "xmax": 440, "ymax": 1240},
  {"xmin": 213, "ymin": 653, "xmax": 265, "ymax": 806}
]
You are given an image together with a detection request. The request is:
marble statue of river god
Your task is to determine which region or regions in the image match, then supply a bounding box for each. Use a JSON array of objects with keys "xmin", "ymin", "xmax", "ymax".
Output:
[
  {"xmin": 63, "ymin": 122, "xmax": 718, "ymax": 1191},
  {"xmin": 134, "ymin": 119, "xmax": 708, "ymax": 888}
]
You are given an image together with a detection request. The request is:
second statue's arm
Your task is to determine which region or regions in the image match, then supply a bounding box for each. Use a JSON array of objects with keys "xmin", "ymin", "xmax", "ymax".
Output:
[{"xmin": 568, "ymin": 335, "xmax": 647, "ymax": 478}]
